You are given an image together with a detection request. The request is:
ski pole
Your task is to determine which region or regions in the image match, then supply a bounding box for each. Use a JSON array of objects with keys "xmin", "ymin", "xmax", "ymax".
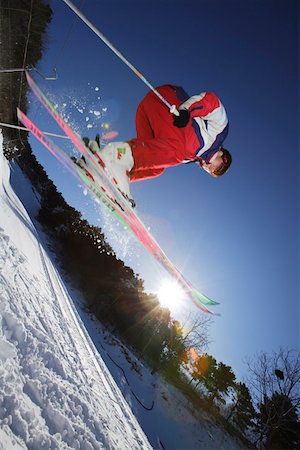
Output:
[
  {"xmin": 0, "ymin": 121, "xmax": 69, "ymax": 139},
  {"xmin": 61, "ymin": 0, "xmax": 179, "ymax": 115}
]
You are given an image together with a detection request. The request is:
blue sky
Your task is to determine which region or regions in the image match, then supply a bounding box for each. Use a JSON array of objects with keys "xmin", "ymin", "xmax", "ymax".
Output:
[{"xmin": 27, "ymin": 0, "xmax": 298, "ymax": 381}]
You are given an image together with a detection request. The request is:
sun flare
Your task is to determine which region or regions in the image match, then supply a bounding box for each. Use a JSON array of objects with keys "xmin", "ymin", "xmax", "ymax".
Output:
[{"xmin": 157, "ymin": 280, "xmax": 185, "ymax": 309}]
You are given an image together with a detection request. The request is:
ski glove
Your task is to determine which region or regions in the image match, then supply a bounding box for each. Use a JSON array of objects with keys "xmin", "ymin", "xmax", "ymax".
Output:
[{"xmin": 173, "ymin": 109, "xmax": 190, "ymax": 128}]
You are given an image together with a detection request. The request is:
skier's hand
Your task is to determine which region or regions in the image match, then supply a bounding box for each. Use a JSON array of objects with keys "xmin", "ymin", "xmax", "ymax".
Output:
[{"xmin": 173, "ymin": 109, "xmax": 190, "ymax": 128}]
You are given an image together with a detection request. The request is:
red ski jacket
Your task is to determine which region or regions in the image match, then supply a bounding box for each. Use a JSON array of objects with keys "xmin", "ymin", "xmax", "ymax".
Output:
[{"xmin": 129, "ymin": 85, "xmax": 228, "ymax": 182}]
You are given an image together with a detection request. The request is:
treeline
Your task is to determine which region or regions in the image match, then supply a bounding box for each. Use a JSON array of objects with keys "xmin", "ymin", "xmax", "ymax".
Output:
[{"xmin": 1, "ymin": 2, "xmax": 299, "ymax": 448}]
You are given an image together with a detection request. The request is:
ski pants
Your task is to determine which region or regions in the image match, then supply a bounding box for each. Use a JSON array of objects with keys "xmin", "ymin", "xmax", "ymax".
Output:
[{"xmin": 129, "ymin": 85, "xmax": 198, "ymax": 182}]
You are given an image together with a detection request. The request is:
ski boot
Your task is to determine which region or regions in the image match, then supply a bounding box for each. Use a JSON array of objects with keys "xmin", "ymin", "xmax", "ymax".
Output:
[
  {"xmin": 99, "ymin": 141, "xmax": 136, "ymax": 208},
  {"xmin": 82, "ymin": 137, "xmax": 136, "ymax": 208},
  {"xmin": 82, "ymin": 134, "xmax": 101, "ymax": 154},
  {"xmin": 70, "ymin": 155, "xmax": 87, "ymax": 168}
]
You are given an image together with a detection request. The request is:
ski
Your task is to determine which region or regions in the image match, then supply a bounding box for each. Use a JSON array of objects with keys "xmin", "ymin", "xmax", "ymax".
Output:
[{"xmin": 24, "ymin": 71, "xmax": 219, "ymax": 313}]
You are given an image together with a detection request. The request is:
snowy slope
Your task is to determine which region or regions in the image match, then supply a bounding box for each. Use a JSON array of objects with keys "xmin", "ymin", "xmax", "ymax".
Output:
[{"xmin": 0, "ymin": 132, "xmax": 152, "ymax": 449}]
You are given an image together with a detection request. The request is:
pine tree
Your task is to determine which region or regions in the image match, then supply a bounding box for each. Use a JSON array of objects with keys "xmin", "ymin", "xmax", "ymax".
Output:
[{"xmin": 228, "ymin": 382, "xmax": 256, "ymax": 433}]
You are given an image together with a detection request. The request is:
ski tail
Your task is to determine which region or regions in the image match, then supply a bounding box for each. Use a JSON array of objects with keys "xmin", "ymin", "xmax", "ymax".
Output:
[{"xmin": 25, "ymin": 71, "xmax": 122, "ymax": 200}]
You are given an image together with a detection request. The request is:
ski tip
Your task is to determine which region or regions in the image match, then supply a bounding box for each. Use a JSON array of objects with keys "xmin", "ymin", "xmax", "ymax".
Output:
[
  {"xmin": 191, "ymin": 288, "xmax": 220, "ymax": 306},
  {"xmin": 188, "ymin": 290, "xmax": 220, "ymax": 315},
  {"xmin": 201, "ymin": 305, "xmax": 221, "ymax": 316},
  {"xmin": 194, "ymin": 302, "xmax": 220, "ymax": 316}
]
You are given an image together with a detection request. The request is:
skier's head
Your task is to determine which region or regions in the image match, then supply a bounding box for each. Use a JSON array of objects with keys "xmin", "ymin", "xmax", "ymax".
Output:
[{"xmin": 202, "ymin": 147, "xmax": 232, "ymax": 177}]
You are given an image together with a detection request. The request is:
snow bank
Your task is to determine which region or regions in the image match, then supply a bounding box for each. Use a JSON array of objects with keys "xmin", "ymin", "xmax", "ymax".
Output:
[{"xmin": 0, "ymin": 132, "xmax": 151, "ymax": 449}]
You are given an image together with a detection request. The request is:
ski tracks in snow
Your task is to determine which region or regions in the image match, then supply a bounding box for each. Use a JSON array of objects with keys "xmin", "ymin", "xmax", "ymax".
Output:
[{"xmin": 0, "ymin": 137, "xmax": 151, "ymax": 449}]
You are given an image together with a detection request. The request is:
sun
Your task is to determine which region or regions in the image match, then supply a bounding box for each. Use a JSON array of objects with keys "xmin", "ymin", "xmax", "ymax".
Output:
[{"xmin": 157, "ymin": 279, "xmax": 185, "ymax": 310}]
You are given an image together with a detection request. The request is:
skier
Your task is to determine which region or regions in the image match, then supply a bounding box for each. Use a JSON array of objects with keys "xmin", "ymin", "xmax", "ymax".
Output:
[{"xmin": 84, "ymin": 85, "xmax": 232, "ymax": 205}]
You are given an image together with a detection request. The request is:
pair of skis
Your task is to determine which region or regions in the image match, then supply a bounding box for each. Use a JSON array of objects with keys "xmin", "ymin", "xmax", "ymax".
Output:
[{"xmin": 18, "ymin": 71, "xmax": 219, "ymax": 314}]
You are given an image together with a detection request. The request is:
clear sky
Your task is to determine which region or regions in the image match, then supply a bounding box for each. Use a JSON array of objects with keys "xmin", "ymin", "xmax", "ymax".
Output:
[{"xmin": 27, "ymin": 0, "xmax": 299, "ymax": 381}]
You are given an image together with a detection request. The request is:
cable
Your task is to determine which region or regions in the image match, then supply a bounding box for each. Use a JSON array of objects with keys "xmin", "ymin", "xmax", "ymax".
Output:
[
  {"xmin": 51, "ymin": 0, "xmax": 86, "ymax": 67},
  {"xmin": 13, "ymin": 0, "xmax": 34, "ymax": 153}
]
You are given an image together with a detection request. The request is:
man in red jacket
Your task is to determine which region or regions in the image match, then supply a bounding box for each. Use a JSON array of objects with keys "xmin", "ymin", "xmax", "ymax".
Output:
[{"xmin": 85, "ymin": 85, "xmax": 232, "ymax": 205}]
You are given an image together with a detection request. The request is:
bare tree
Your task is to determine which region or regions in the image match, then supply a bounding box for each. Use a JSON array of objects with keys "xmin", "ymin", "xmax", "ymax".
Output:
[
  {"xmin": 247, "ymin": 348, "xmax": 300, "ymax": 407},
  {"xmin": 246, "ymin": 347, "xmax": 300, "ymax": 448},
  {"xmin": 181, "ymin": 312, "xmax": 212, "ymax": 353}
]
